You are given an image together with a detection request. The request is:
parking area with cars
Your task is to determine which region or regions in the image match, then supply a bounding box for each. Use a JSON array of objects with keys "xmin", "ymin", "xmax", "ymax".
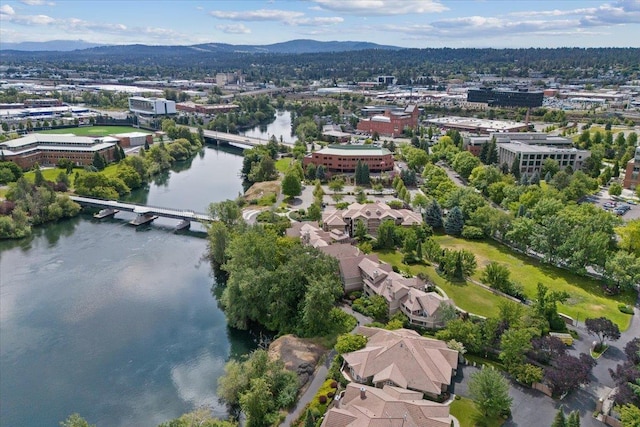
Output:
[{"xmin": 584, "ymin": 189, "xmax": 640, "ymax": 220}]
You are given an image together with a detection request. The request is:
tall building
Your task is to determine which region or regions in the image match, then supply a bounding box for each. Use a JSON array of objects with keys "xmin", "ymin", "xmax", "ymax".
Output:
[
  {"xmin": 128, "ymin": 97, "xmax": 176, "ymax": 115},
  {"xmin": 467, "ymin": 87, "xmax": 543, "ymax": 108},
  {"xmin": 623, "ymin": 147, "xmax": 640, "ymax": 190}
]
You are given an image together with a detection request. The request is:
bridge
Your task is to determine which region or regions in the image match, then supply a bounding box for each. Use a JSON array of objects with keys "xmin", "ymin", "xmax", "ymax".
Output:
[
  {"xmin": 186, "ymin": 127, "xmax": 277, "ymax": 149},
  {"xmin": 70, "ymin": 196, "xmax": 213, "ymax": 227}
]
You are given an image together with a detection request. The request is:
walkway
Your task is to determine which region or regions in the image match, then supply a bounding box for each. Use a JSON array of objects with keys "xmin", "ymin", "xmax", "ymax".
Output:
[
  {"xmin": 70, "ymin": 196, "xmax": 212, "ymax": 222},
  {"xmin": 280, "ymin": 305, "xmax": 373, "ymax": 426}
]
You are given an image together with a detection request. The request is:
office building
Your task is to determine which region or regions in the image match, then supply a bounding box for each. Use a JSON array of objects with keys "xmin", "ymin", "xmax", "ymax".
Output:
[{"xmin": 128, "ymin": 97, "xmax": 176, "ymax": 115}]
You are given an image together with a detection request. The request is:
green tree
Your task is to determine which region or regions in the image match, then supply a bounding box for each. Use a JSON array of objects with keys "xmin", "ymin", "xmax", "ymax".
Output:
[
  {"xmin": 468, "ymin": 367, "xmax": 513, "ymax": 418},
  {"xmin": 59, "ymin": 414, "xmax": 95, "ymax": 427},
  {"xmin": 282, "ymin": 171, "xmax": 302, "ymax": 199},
  {"xmin": 376, "ymin": 219, "xmax": 397, "ymax": 249},
  {"xmin": 444, "ymin": 206, "xmax": 464, "ymax": 236},
  {"xmin": 92, "ymin": 151, "xmax": 106, "ymax": 170},
  {"xmin": 603, "ymin": 251, "xmax": 640, "ymax": 293},
  {"xmin": 208, "ymin": 199, "xmax": 242, "ymax": 228},
  {"xmin": 452, "ymin": 150, "xmax": 482, "ymax": 179},
  {"xmin": 617, "ymin": 220, "xmax": 640, "ymax": 256},
  {"xmin": 481, "ymin": 262, "xmax": 511, "ymax": 290},
  {"xmin": 609, "ymin": 182, "xmax": 622, "ymax": 197},
  {"xmin": 241, "ymin": 378, "xmax": 273, "ymax": 427},
  {"xmin": 335, "ymin": 334, "xmax": 368, "ymax": 354},
  {"xmin": 619, "ymin": 403, "xmax": 640, "ymax": 427},
  {"xmin": 567, "ymin": 410, "xmax": 580, "ymax": 427},
  {"xmin": 34, "ymin": 167, "xmax": 45, "ymax": 187},
  {"xmin": 354, "ymin": 219, "xmax": 368, "ymax": 241},
  {"xmin": 500, "ymin": 327, "xmax": 535, "ymax": 375},
  {"xmin": 510, "ymin": 155, "xmax": 521, "ymax": 179},
  {"xmin": 307, "ymin": 203, "xmax": 321, "ymax": 221},
  {"xmin": 551, "ymin": 408, "xmax": 567, "ymax": 427}
]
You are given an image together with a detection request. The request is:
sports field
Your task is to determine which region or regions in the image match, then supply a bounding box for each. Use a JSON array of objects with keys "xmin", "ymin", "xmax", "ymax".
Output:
[{"xmin": 39, "ymin": 126, "xmax": 151, "ymax": 137}]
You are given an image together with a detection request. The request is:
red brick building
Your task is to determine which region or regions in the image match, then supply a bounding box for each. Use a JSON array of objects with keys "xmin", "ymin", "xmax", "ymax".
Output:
[
  {"xmin": 303, "ymin": 145, "xmax": 394, "ymax": 174},
  {"xmin": 623, "ymin": 147, "xmax": 640, "ymax": 190},
  {"xmin": 357, "ymin": 104, "xmax": 418, "ymax": 137},
  {"xmin": 112, "ymin": 132, "xmax": 154, "ymax": 148},
  {"xmin": 0, "ymin": 134, "xmax": 118, "ymax": 169}
]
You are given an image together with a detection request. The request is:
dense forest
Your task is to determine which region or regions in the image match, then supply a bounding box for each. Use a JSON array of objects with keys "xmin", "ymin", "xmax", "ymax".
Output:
[{"xmin": 2, "ymin": 46, "xmax": 638, "ymax": 83}]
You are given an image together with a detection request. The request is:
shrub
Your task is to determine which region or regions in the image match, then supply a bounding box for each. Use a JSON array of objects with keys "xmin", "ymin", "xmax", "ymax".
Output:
[
  {"xmin": 618, "ymin": 304, "xmax": 634, "ymax": 314},
  {"xmin": 336, "ymin": 201, "xmax": 349, "ymax": 209},
  {"xmin": 461, "ymin": 225, "xmax": 484, "ymax": 240},
  {"xmin": 330, "ymin": 381, "xmax": 338, "ymax": 389},
  {"xmin": 318, "ymin": 395, "xmax": 327, "ymax": 404},
  {"xmin": 327, "ymin": 391, "xmax": 335, "ymax": 398}
]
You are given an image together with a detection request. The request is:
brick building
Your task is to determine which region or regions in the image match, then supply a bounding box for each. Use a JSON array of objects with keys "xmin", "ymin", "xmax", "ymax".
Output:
[
  {"xmin": 623, "ymin": 147, "xmax": 640, "ymax": 190},
  {"xmin": 356, "ymin": 104, "xmax": 418, "ymax": 137},
  {"xmin": 0, "ymin": 134, "xmax": 118, "ymax": 169},
  {"xmin": 111, "ymin": 132, "xmax": 154, "ymax": 148},
  {"xmin": 303, "ymin": 145, "xmax": 394, "ymax": 174}
]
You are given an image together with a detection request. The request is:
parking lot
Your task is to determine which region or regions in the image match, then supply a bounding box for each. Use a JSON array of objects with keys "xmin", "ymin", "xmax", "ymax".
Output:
[{"xmin": 583, "ymin": 189, "xmax": 640, "ymax": 221}]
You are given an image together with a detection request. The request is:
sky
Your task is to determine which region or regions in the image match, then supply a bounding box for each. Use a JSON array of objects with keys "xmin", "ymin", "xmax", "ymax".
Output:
[{"xmin": 0, "ymin": 0, "xmax": 639, "ymax": 48}]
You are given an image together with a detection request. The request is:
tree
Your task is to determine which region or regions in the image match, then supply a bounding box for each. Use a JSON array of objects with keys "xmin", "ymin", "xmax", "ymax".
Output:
[
  {"xmin": 444, "ymin": 206, "xmax": 464, "ymax": 236},
  {"xmin": 424, "ymin": 199, "xmax": 443, "ymax": 229},
  {"xmin": 544, "ymin": 353, "xmax": 595, "ymax": 397},
  {"xmin": 282, "ymin": 172, "xmax": 302, "ymax": 199},
  {"xmin": 541, "ymin": 158, "xmax": 560, "ymax": 179},
  {"xmin": 92, "ymin": 151, "xmax": 106, "ymax": 170},
  {"xmin": 603, "ymin": 251, "xmax": 640, "ymax": 293},
  {"xmin": 452, "ymin": 151, "xmax": 481, "ymax": 179},
  {"xmin": 481, "ymin": 262, "xmax": 511, "ymax": 291},
  {"xmin": 335, "ymin": 334, "xmax": 368, "ymax": 354},
  {"xmin": 241, "ymin": 378, "xmax": 273, "ymax": 427},
  {"xmin": 619, "ymin": 403, "xmax": 640, "ymax": 427},
  {"xmin": 551, "ymin": 408, "xmax": 567, "ymax": 427},
  {"xmin": 609, "ymin": 182, "xmax": 623, "ymax": 197},
  {"xmin": 500, "ymin": 327, "xmax": 535, "ymax": 376},
  {"xmin": 59, "ymin": 414, "xmax": 95, "ymax": 427},
  {"xmin": 567, "ymin": 411, "xmax": 580, "ymax": 427},
  {"xmin": 376, "ymin": 219, "xmax": 397, "ymax": 249},
  {"xmin": 617, "ymin": 219, "xmax": 640, "ymax": 256},
  {"xmin": 34, "ymin": 167, "xmax": 45, "ymax": 187},
  {"xmin": 468, "ymin": 367, "xmax": 513, "ymax": 418},
  {"xmin": 585, "ymin": 317, "xmax": 621, "ymax": 349},
  {"xmin": 208, "ymin": 199, "xmax": 242, "ymax": 228},
  {"xmin": 307, "ymin": 203, "xmax": 321, "ymax": 221},
  {"xmin": 510, "ymin": 155, "xmax": 521, "ymax": 179}
]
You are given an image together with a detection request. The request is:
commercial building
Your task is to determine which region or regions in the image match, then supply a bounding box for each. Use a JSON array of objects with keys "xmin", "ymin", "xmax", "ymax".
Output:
[
  {"xmin": 426, "ymin": 116, "xmax": 529, "ymax": 134},
  {"xmin": 303, "ymin": 145, "xmax": 394, "ymax": 174},
  {"xmin": 356, "ymin": 104, "xmax": 418, "ymax": 137},
  {"xmin": 467, "ymin": 87, "xmax": 543, "ymax": 108},
  {"xmin": 623, "ymin": 147, "xmax": 640, "ymax": 190},
  {"xmin": 128, "ymin": 97, "xmax": 176, "ymax": 115},
  {"xmin": 0, "ymin": 133, "xmax": 118, "ymax": 169},
  {"xmin": 175, "ymin": 102, "xmax": 239, "ymax": 114},
  {"xmin": 464, "ymin": 132, "xmax": 573, "ymax": 156},
  {"xmin": 497, "ymin": 142, "xmax": 590, "ymax": 175},
  {"xmin": 111, "ymin": 132, "xmax": 153, "ymax": 148}
]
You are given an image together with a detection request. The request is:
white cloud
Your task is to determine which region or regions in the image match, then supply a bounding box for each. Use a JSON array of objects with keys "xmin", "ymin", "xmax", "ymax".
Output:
[
  {"xmin": 311, "ymin": 0, "xmax": 447, "ymax": 15},
  {"xmin": 0, "ymin": 4, "xmax": 16, "ymax": 16},
  {"xmin": 216, "ymin": 23, "xmax": 251, "ymax": 34},
  {"xmin": 209, "ymin": 8, "xmax": 342, "ymax": 26},
  {"xmin": 19, "ymin": 0, "xmax": 55, "ymax": 6}
]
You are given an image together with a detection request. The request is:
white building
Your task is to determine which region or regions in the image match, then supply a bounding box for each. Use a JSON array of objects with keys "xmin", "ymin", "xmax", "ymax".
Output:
[
  {"xmin": 498, "ymin": 142, "xmax": 590, "ymax": 175},
  {"xmin": 128, "ymin": 97, "xmax": 176, "ymax": 115}
]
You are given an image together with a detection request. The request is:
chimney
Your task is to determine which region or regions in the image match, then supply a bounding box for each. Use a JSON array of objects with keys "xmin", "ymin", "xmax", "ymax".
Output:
[{"xmin": 360, "ymin": 387, "xmax": 367, "ymax": 399}]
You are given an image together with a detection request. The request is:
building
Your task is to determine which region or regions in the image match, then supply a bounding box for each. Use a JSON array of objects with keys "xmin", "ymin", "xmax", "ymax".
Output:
[
  {"xmin": 426, "ymin": 116, "xmax": 529, "ymax": 134},
  {"xmin": 377, "ymin": 75, "xmax": 396, "ymax": 86},
  {"xmin": 623, "ymin": 147, "xmax": 640, "ymax": 190},
  {"xmin": 322, "ymin": 201, "xmax": 422, "ymax": 237},
  {"xmin": 321, "ymin": 383, "xmax": 452, "ymax": 427},
  {"xmin": 0, "ymin": 133, "xmax": 118, "ymax": 169},
  {"xmin": 497, "ymin": 142, "xmax": 590, "ymax": 175},
  {"xmin": 357, "ymin": 104, "xmax": 418, "ymax": 137},
  {"xmin": 176, "ymin": 102, "xmax": 239, "ymax": 114},
  {"xmin": 128, "ymin": 97, "xmax": 176, "ymax": 115},
  {"xmin": 467, "ymin": 87, "xmax": 543, "ymax": 108},
  {"xmin": 321, "ymin": 124, "xmax": 351, "ymax": 143},
  {"xmin": 111, "ymin": 132, "xmax": 153, "ymax": 148},
  {"xmin": 342, "ymin": 327, "xmax": 458, "ymax": 399},
  {"xmin": 464, "ymin": 132, "xmax": 573, "ymax": 157},
  {"xmin": 303, "ymin": 145, "xmax": 394, "ymax": 175}
]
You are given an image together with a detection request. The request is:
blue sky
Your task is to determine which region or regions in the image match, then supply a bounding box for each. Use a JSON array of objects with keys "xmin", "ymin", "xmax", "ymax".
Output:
[{"xmin": 1, "ymin": 0, "xmax": 639, "ymax": 48}]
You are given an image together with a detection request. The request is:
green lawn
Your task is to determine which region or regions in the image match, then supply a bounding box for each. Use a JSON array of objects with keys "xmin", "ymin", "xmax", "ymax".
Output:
[
  {"xmin": 23, "ymin": 164, "xmax": 121, "ymax": 188},
  {"xmin": 432, "ymin": 235, "xmax": 635, "ymax": 330},
  {"xmin": 275, "ymin": 157, "xmax": 294, "ymax": 173},
  {"xmin": 450, "ymin": 396, "xmax": 505, "ymax": 427},
  {"xmin": 39, "ymin": 126, "xmax": 150, "ymax": 137},
  {"xmin": 375, "ymin": 250, "xmax": 506, "ymax": 318}
]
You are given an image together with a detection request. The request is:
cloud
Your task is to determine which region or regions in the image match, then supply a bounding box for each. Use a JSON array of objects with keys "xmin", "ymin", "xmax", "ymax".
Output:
[
  {"xmin": 19, "ymin": 0, "xmax": 55, "ymax": 6},
  {"xmin": 216, "ymin": 23, "xmax": 251, "ymax": 34},
  {"xmin": 311, "ymin": 0, "xmax": 447, "ymax": 15},
  {"xmin": 209, "ymin": 8, "xmax": 342, "ymax": 26}
]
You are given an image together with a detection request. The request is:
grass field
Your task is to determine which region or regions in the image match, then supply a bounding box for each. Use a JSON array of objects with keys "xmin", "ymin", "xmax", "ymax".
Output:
[
  {"xmin": 275, "ymin": 157, "xmax": 294, "ymax": 173},
  {"xmin": 22, "ymin": 164, "xmax": 121, "ymax": 188},
  {"xmin": 376, "ymin": 250, "xmax": 506, "ymax": 318},
  {"xmin": 39, "ymin": 126, "xmax": 150, "ymax": 137},
  {"xmin": 432, "ymin": 235, "xmax": 635, "ymax": 330},
  {"xmin": 450, "ymin": 396, "xmax": 505, "ymax": 427}
]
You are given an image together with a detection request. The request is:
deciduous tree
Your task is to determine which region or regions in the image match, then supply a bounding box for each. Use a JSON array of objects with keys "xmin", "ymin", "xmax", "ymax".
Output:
[{"xmin": 469, "ymin": 367, "xmax": 513, "ymax": 418}]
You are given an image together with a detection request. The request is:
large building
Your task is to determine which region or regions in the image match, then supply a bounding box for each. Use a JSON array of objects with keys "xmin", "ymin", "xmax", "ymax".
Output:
[
  {"xmin": 623, "ymin": 147, "xmax": 640, "ymax": 190},
  {"xmin": 467, "ymin": 87, "xmax": 543, "ymax": 108},
  {"xmin": 357, "ymin": 104, "xmax": 418, "ymax": 137},
  {"xmin": 498, "ymin": 142, "xmax": 590, "ymax": 175},
  {"xmin": 321, "ymin": 383, "xmax": 452, "ymax": 427},
  {"xmin": 0, "ymin": 134, "xmax": 118, "ymax": 169},
  {"xmin": 322, "ymin": 201, "xmax": 422, "ymax": 237},
  {"xmin": 176, "ymin": 101, "xmax": 239, "ymax": 114},
  {"xmin": 426, "ymin": 116, "xmax": 529, "ymax": 134},
  {"xmin": 464, "ymin": 132, "xmax": 573, "ymax": 157},
  {"xmin": 128, "ymin": 97, "xmax": 176, "ymax": 115},
  {"xmin": 303, "ymin": 145, "xmax": 394, "ymax": 175}
]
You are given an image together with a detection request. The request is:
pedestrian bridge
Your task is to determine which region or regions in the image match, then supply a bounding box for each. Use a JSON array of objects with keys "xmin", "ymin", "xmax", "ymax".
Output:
[
  {"xmin": 186, "ymin": 127, "xmax": 270, "ymax": 149},
  {"xmin": 70, "ymin": 196, "xmax": 213, "ymax": 225}
]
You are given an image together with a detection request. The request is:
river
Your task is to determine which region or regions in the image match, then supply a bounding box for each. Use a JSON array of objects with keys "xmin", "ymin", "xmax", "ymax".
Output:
[
  {"xmin": 0, "ymin": 146, "xmax": 257, "ymax": 427},
  {"xmin": 241, "ymin": 110, "xmax": 297, "ymax": 144}
]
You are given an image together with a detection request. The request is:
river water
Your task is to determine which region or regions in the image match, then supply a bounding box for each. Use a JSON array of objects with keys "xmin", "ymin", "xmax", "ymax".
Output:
[
  {"xmin": 0, "ymin": 146, "xmax": 256, "ymax": 427},
  {"xmin": 241, "ymin": 110, "xmax": 297, "ymax": 144}
]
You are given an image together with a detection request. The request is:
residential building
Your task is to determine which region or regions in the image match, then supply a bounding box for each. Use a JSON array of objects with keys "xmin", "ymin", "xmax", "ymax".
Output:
[
  {"xmin": 322, "ymin": 201, "xmax": 422, "ymax": 237},
  {"xmin": 303, "ymin": 145, "xmax": 394, "ymax": 175},
  {"xmin": 497, "ymin": 142, "xmax": 590, "ymax": 175},
  {"xmin": 321, "ymin": 383, "xmax": 452, "ymax": 427},
  {"xmin": 0, "ymin": 133, "xmax": 118, "ymax": 169},
  {"xmin": 342, "ymin": 327, "xmax": 458, "ymax": 399},
  {"xmin": 128, "ymin": 97, "xmax": 176, "ymax": 115},
  {"xmin": 356, "ymin": 104, "xmax": 418, "ymax": 137},
  {"xmin": 623, "ymin": 146, "xmax": 640, "ymax": 190}
]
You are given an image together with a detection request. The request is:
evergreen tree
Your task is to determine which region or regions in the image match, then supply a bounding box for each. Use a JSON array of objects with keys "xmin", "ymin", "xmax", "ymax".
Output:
[
  {"xmin": 511, "ymin": 155, "xmax": 521, "ymax": 180},
  {"xmin": 567, "ymin": 411, "xmax": 580, "ymax": 427},
  {"xmin": 530, "ymin": 171, "xmax": 540, "ymax": 185},
  {"xmin": 34, "ymin": 167, "xmax": 45, "ymax": 187},
  {"xmin": 304, "ymin": 409, "xmax": 316, "ymax": 427},
  {"xmin": 444, "ymin": 206, "xmax": 464, "ymax": 236},
  {"xmin": 544, "ymin": 171, "xmax": 552, "ymax": 182},
  {"xmin": 315, "ymin": 165, "xmax": 326, "ymax": 182},
  {"xmin": 488, "ymin": 138, "xmax": 498, "ymax": 164},
  {"xmin": 92, "ymin": 152, "xmax": 105, "ymax": 170},
  {"xmin": 424, "ymin": 199, "xmax": 443, "ymax": 229},
  {"xmin": 113, "ymin": 146, "xmax": 122, "ymax": 162},
  {"xmin": 520, "ymin": 172, "xmax": 529, "ymax": 186},
  {"xmin": 119, "ymin": 146, "xmax": 126, "ymax": 160},
  {"xmin": 612, "ymin": 159, "xmax": 620, "ymax": 178},
  {"xmin": 551, "ymin": 408, "xmax": 567, "ymax": 427},
  {"xmin": 501, "ymin": 162, "xmax": 510, "ymax": 175},
  {"xmin": 479, "ymin": 142, "xmax": 489, "ymax": 164}
]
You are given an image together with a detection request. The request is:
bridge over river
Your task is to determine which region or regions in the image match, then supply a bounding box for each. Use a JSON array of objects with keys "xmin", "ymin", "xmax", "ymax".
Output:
[
  {"xmin": 70, "ymin": 196, "xmax": 213, "ymax": 228},
  {"xmin": 186, "ymin": 127, "xmax": 281, "ymax": 149}
]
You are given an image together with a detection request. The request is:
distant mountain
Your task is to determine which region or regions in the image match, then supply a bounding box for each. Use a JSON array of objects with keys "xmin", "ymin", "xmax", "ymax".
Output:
[
  {"xmin": 0, "ymin": 39, "xmax": 399, "ymax": 54},
  {"xmin": 0, "ymin": 40, "xmax": 106, "ymax": 52}
]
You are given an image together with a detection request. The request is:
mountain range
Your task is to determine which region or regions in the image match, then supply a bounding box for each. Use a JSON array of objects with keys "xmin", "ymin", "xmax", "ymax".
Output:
[{"xmin": 0, "ymin": 39, "xmax": 400, "ymax": 54}]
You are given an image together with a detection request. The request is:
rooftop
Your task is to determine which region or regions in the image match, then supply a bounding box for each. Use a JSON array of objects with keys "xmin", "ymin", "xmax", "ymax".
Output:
[{"xmin": 314, "ymin": 145, "xmax": 392, "ymax": 156}]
